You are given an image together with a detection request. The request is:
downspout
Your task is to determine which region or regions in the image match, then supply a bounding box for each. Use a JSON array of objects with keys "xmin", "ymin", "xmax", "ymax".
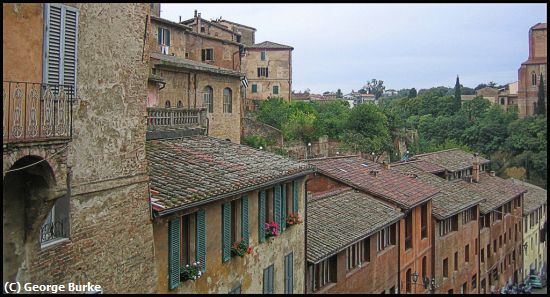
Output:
[
  {"xmin": 187, "ymin": 72, "xmax": 191, "ymax": 108},
  {"xmin": 431, "ymin": 217, "xmax": 436, "ymax": 294}
]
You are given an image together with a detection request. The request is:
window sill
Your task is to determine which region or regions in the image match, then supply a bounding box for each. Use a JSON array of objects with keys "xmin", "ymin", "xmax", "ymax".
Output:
[{"xmin": 40, "ymin": 237, "xmax": 70, "ymax": 250}]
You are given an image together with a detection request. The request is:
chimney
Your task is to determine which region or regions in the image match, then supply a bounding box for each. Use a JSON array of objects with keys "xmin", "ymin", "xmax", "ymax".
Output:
[
  {"xmin": 179, "ymin": 16, "xmax": 181, "ymax": 23},
  {"xmin": 196, "ymin": 12, "xmax": 201, "ymax": 34},
  {"xmin": 194, "ymin": 10, "xmax": 197, "ymax": 17},
  {"xmin": 472, "ymin": 153, "xmax": 480, "ymax": 183}
]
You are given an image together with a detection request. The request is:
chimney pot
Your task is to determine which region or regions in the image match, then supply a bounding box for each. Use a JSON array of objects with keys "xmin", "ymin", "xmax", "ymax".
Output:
[{"xmin": 490, "ymin": 171, "xmax": 496, "ymax": 177}]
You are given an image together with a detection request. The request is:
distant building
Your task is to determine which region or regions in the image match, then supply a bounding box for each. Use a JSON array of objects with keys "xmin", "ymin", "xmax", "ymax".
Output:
[{"xmin": 517, "ymin": 23, "xmax": 547, "ymax": 118}]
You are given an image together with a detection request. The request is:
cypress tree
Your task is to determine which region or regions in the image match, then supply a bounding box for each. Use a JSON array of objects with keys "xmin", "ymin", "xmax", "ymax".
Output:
[
  {"xmin": 454, "ymin": 75, "xmax": 462, "ymax": 112},
  {"xmin": 537, "ymin": 74, "xmax": 546, "ymax": 116}
]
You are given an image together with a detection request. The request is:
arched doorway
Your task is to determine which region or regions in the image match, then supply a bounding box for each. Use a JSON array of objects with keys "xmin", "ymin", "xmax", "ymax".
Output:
[{"xmin": 3, "ymin": 155, "xmax": 59, "ymax": 284}]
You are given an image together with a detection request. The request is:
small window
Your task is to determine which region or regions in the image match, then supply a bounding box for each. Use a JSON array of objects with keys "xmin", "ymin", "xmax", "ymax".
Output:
[
  {"xmin": 461, "ymin": 282, "xmax": 467, "ymax": 294},
  {"xmin": 487, "ymin": 244, "xmax": 491, "ymax": 258},
  {"xmin": 177, "ymin": 100, "xmax": 183, "ymax": 108},
  {"xmin": 158, "ymin": 27, "xmax": 170, "ymax": 46},
  {"xmin": 236, "ymin": 35, "xmax": 241, "ymax": 43},
  {"xmin": 273, "ymin": 85, "xmax": 279, "ymax": 95},
  {"xmin": 251, "ymin": 84, "xmax": 258, "ymax": 93},
  {"xmin": 532, "ymin": 72, "xmax": 537, "ymax": 86},
  {"xmin": 201, "ymin": 48, "xmax": 214, "ymax": 61},
  {"xmin": 443, "ymin": 258, "xmax": 449, "ymax": 278},
  {"xmin": 185, "ymin": 52, "xmax": 189, "ymax": 58},
  {"xmin": 422, "ymin": 256, "xmax": 427, "ymax": 280},
  {"xmin": 165, "ymin": 100, "xmax": 171, "ymax": 108},
  {"xmin": 405, "ymin": 214, "xmax": 413, "ymax": 250},
  {"xmin": 223, "ymin": 88, "xmax": 232, "ymax": 113},
  {"xmin": 454, "ymin": 251, "xmax": 458, "ymax": 271},
  {"xmin": 346, "ymin": 237, "xmax": 369, "ymax": 270},
  {"xmin": 261, "ymin": 51, "xmax": 267, "ymax": 61},
  {"xmin": 309, "ymin": 256, "xmax": 336, "ymax": 292},
  {"xmin": 40, "ymin": 195, "xmax": 70, "ymax": 246},
  {"xmin": 377, "ymin": 225, "xmax": 395, "ymax": 252},
  {"xmin": 465, "ymin": 244, "xmax": 470, "ymax": 263},
  {"xmin": 203, "ymin": 86, "xmax": 213, "ymax": 113},
  {"xmin": 421, "ymin": 204, "xmax": 428, "ymax": 239},
  {"xmin": 201, "ymin": 26, "xmax": 205, "ymax": 33},
  {"xmin": 257, "ymin": 67, "xmax": 269, "ymax": 78},
  {"xmin": 472, "ymin": 275, "xmax": 477, "ymax": 289}
]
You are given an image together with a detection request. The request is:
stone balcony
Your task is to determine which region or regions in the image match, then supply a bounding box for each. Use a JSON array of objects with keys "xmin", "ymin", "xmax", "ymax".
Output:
[{"xmin": 146, "ymin": 107, "xmax": 208, "ymax": 140}]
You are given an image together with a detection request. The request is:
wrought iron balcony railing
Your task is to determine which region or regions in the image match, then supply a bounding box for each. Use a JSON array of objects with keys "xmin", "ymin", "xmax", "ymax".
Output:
[
  {"xmin": 147, "ymin": 107, "xmax": 207, "ymax": 130},
  {"xmin": 3, "ymin": 81, "xmax": 74, "ymax": 144}
]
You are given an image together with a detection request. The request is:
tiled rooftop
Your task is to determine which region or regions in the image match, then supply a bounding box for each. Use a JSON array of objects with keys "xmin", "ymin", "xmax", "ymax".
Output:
[
  {"xmin": 414, "ymin": 148, "xmax": 490, "ymax": 172},
  {"xmin": 307, "ymin": 189, "xmax": 403, "ymax": 263},
  {"xmin": 511, "ymin": 179, "xmax": 547, "ymax": 214},
  {"xmin": 308, "ymin": 156, "xmax": 439, "ymax": 210},
  {"xmin": 151, "ymin": 52, "xmax": 243, "ymax": 77},
  {"xmin": 146, "ymin": 136, "xmax": 313, "ymax": 214},
  {"xmin": 248, "ymin": 41, "xmax": 294, "ymax": 50},
  {"xmin": 391, "ymin": 159, "xmax": 446, "ymax": 173},
  {"xmin": 458, "ymin": 173, "xmax": 527, "ymax": 214},
  {"xmin": 391, "ymin": 163, "xmax": 485, "ymax": 220}
]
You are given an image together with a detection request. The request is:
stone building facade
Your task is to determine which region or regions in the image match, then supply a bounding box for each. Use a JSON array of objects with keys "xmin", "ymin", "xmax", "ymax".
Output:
[
  {"xmin": 147, "ymin": 15, "xmax": 243, "ymax": 143},
  {"xmin": 146, "ymin": 136, "xmax": 312, "ymax": 293},
  {"xmin": 242, "ymin": 41, "xmax": 294, "ymax": 102},
  {"xmin": 3, "ymin": 3, "xmax": 157, "ymax": 293},
  {"xmin": 517, "ymin": 23, "xmax": 547, "ymax": 118},
  {"xmin": 213, "ymin": 19, "xmax": 257, "ymax": 46}
]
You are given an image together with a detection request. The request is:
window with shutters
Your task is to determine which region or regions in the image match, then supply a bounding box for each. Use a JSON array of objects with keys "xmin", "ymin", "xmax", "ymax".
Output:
[
  {"xmin": 258, "ymin": 67, "xmax": 268, "ymax": 78},
  {"xmin": 168, "ymin": 210, "xmax": 206, "ymax": 289},
  {"xmin": 223, "ymin": 88, "xmax": 232, "ymax": 113},
  {"xmin": 346, "ymin": 237, "xmax": 369, "ymax": 271},
  {"xmin": 377, "ymin": 224, "xmax": 395, "ymax": 252},
  {"xmin": 44, "ymin": 3, "xmax": 78, "ymax": 95},
  {"xmin": 261, "ymin": 51, "xmax": 267, "ymax": 61},
  {"xmin": 284, "ymin": 252, "xmax": 294, "ymax": 294},
  {"xmin": 201, "ymin": 48, "xmax": 214, "ymax": 61},
  {"xmin": 308, "ymin": 255, "xmax": 336, "ymax": 292},
  {"xmin": 465, "ymin": 244, "xmax": 470, "ymax": 263},
  {"xmin": 462, "ymin": 207, "xmax": 476, "ymax": 225},
  {"xmin": 273, "ymin": 85, "xmax": 279, "ymax": 95},
  {"xmin": 263, "ymin": 264, "xmax": 275, "ymax": 294}
]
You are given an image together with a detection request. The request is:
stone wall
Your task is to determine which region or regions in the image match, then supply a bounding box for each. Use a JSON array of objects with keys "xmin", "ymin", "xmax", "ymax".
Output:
[
  {"xmin": 153, "ymin": 177, "xmax": 307, "ymax": 294},
  {"xmin": 150, "ymin": 19, "xmax": 188, "ymax": 58},
  {"xmin": 186, "ymin": 32, "xmax": 241, "ymax": 71},
  {"xmin": 285, "ymin": 138, "xmax": 357, "ymax": 160},
  {"xmin": 2, "ymin": 3, "xmax": 158, "ymax": 293},
  {"xmin": 243, "ymin": 49, "xmax": 292, "ymax": 101},
  {"xmin": 241, "ymin": 117, "xmax": 284, "ymax": 147},
  {"xmin": 217, "ymin": 20, "xmax": 256, "ymax": 46}
]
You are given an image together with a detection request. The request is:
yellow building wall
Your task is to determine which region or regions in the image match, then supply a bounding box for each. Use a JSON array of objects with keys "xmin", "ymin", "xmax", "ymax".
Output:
[{"xmin": 523, "ymin": 206, "xmax": 547, "ymax": 279}]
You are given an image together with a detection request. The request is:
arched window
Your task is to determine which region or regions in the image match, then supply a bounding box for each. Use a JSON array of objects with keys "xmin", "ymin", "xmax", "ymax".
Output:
[
  {"xmin": 177, "ymin": 100, "xmax": 183, "ymax": 108},
  {"xmin": 165, "ymin": 100, "xmax": 171, "ymax": 108},
  {"xmin": 406, "ymin": 268, "xmax": 412, "ymax": 293},
  {"xmin": 532, "ymin": 72, "xmax": 537, "ymax": 86},
  {"xmin": 203, "ymin": 86, "xmax": 213, "ymax": 113},
  {"xmin": 223, "ymin": 88, "xmax": 232, "ymax": 113}
]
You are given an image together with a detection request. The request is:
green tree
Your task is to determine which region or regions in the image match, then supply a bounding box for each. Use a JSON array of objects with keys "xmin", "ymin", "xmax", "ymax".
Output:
[
  {"xmin": 255, "ymin": 97, "xmax": 291, "ymax": 129},
  {"xmin": 453, "ymin": 75, "xmax": 462, "ymax": 113},
  {"xmin": 282, "ymin": 110, "xmax": 318, "ymax": 144},
  {"xmin": 360, "ymin": 79, "xmax": 386, "ymax": 100},
  {"xmin": 536, "ymin": 74, "xmax": 546, "ymax": 115},
  {"xmin": 343, "ymin": 103, "xmax": 391, "ymax": 159},
  {"xmin": 312, "ymin": 100, "xmax": 350, "ymax": 139},
  {"xmin": 408, "ymin": 88, "xmax": 417, "ymax": 98}
]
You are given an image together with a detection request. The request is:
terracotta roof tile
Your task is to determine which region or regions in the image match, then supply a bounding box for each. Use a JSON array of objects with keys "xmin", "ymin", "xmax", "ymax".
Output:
[
  {"xmin": 308, "ymin": 156, "xmax": 439, "ymax": 210},
  {"xmin": 415, "ymin": 149, "xmax": 490, "ymax": 172},
  {"xmin": 391, "ymin": 163, "xmax": 485, "ymax": 220},
  {"xmin": 391, "ymin": 159, "xmax": 446, "ymax": 173},
  {"xmin": 511, "ymin": 179, "xmax": 547, "ymax": 214},
  {"xmin": 146, "ymin": 136, "xmax": 314, "ymax": 212},
  {"xmin": 307, "ymin": 189, "xmax": 403, "ymax": 263}
]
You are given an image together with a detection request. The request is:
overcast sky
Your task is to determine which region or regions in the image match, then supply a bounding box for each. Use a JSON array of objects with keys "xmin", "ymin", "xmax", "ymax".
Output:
[{"xmin": 161, "ymin": 3, "xmax": 547, "ymax": 94}]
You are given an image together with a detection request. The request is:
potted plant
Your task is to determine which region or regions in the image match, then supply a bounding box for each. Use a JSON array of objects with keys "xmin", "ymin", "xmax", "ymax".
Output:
[
  {"xmin": 286, "ymin": 212, "xmax": 303, "ymax": 227},
  {"xmin": 180, "ymin": 261, "xmax": 202, "ymax": 281},
  {"xmin": 264, "ymin": 221, "xmax": 280, "ymax": 238},
  {"xmin": 231, "ymin": 238, "xmax": 253, "ymax": 257}
]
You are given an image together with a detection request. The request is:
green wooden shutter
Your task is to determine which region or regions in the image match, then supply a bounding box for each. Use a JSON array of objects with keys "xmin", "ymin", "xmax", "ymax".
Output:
[
  {"xmin": 196, "ymin": 209, "xmax": 206, "ymax": 272},
  {"xmin": 263, "ymin": 267, "xmax": 268, "ymax": 293},
  {"xmin": 285, "ymin": 252, "xmax": 294, "ymax": 293},
  {"xmin": 166, "ymin": 29, "xmax": 170, "ymax": 46},
  {"xmin": 281, "ymin": 184, "xmax": 287, "ymax": 231},
  {"xmin": 62, "ymin": 6, "xmax": 78, "ymax": 90},
  {"xmin": 293, "ymin": 180, "xmax": 299, "ymax": 213},
  {"xmin": 201, "ymin": 49, "xmax": 206, "ymax": 61},
  {"xmin": 222, "ymin": 202, "xmax": 231, "ymax": 262},
  {"xmin": 241, "ymin": 195, "xmax": 249, "ymax": 245},
  {"xmin": 274, "ymin": 185, "xmax": 281, "ymax": 230},
  {"xmin": 259, "ymin": 191, "xmax": 266, "ymax": 243},
  {"xmin": 168, "ymin": 218, "xmax": 181, "ymax": 289},
  {"xmin": 252, "ymin": 84, "xmax": 257, "ymax": 93},
  {"xmin": 158, "ymin": 27, "xmax": 162, "ymax": 44}
]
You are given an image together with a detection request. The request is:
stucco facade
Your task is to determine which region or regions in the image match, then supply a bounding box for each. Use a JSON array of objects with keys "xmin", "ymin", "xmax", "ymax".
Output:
[
  {"xmin": 523, "ymin": 205, "xmax": 547, "ymax": 279},
  {"xmin": 153, "ymin": 177, "xmax": 307, "ymax": 294},
  {"xmin": 3, "ymin": 3, "xmax": 158, "ymax": 293}
]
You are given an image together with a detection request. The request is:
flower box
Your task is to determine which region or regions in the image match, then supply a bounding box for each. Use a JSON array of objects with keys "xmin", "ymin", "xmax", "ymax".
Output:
[
  {"xmin": 265, "ymin": 221, "xmax": 280, "ymax": 238},
  {"xmin": 231, "ymin": 238, "xmax": 253, "ymax": 257},
  {"xmin": 180, "ymin": 261, "xmax": 202, "ymax": 281},
  {"xmin": 286, "ymin": 212, "xmax": 303, "ymax": 228}
]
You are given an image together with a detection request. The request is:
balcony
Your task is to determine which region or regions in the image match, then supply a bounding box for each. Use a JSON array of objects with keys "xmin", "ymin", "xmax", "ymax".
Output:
[
  {"xmin": 3, "ymin": 81, "xmax": 73, "ymax": 145},
  {"xmin": 146, "ymin": 107, "xmax": 207, "ymax": 140}
]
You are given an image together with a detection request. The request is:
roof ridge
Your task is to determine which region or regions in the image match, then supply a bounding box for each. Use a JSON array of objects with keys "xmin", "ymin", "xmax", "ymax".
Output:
[
  {"xmin": 414, "ymin": 148, "xmax": 461, "ymax": 157},
  {"xmin": 306, "ymin": 155, "xmax": 361, "ymax": 162}
]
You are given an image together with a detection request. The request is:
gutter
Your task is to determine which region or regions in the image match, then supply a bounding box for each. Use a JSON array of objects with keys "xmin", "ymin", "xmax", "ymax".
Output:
[{"xmin": 155, "ymin": 169, "xmax": 315, "ymax": 217}]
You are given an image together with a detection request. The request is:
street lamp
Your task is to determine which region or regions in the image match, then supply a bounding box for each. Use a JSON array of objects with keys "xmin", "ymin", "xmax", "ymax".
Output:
[
  {"xmin": 412, "ymin": 272, "xmax": 419, "ymax": 284},
  {"xmin": 259, "ymin": 146, "xmax": 263, "ymax": 150}
]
